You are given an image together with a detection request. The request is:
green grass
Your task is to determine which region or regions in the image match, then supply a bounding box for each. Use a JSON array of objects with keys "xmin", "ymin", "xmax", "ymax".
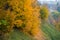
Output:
[
  {"xmin": 41, "ymin": 21, "xmax": 60, "ymax": 40},
  {"xmin": 9, "ymin": 29, "xmax": 34, "ymax": 40}
]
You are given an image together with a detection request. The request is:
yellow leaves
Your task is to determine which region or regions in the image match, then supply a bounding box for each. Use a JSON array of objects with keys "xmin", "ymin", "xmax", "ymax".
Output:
[
  {"xmin": 23, "ymin": 0, "xmax": 41, "ymax": 37},
  {"xmin": 24, "ymin": 21, "xmax": 33, "ymax": 31},
  {"xmin": 14, "ymin": 20, "xmax": 23, "ymax": 28},
  {"xmin": 24, "ymin": 0, "xmax": 36, "ymax": 11},
  {"xmin": 0, "ymin": 0, "xmax": 45, "ymax": 39},
  {"xmin": 40, "ymin": 5, "xmax": 49, "ymax": 20},
  {"xmin": 31, "ymin": 28, "xmax": 40, "ymax": 36},
  {"xmin": 24, "ymin": 0, "xmax": 31, "ymax": 5},
  {"xmin": 8, "ymin": 0, "xmax": 19, "ymax": 6}
]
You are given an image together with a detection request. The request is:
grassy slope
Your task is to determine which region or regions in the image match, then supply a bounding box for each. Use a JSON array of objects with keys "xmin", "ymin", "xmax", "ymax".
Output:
[
  {"xmin": 41, "ymin": 21, "xmax": 60, "ymax": 40},
  {"xmin": 7, "ymin": 20, "xmax": 60, "ymax": 40},
  {"xmin": 9, "ymin": 29, "xmax": 34, "ymax": 40}
]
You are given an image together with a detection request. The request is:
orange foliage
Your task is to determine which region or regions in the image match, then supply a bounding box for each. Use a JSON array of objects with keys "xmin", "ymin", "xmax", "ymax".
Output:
[{"xmin": 0, "ymin": 0, "xmax": 45, "ymax": 40}]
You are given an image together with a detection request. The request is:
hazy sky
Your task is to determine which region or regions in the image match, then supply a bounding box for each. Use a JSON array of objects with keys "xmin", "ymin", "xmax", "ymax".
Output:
[
  {"xmin": 38, "ymin": 0, "xmax": 59, "ymax": 1},
  {"xmin": 38, "ymin": 0, "xmax": 58, "ymax": 4}
]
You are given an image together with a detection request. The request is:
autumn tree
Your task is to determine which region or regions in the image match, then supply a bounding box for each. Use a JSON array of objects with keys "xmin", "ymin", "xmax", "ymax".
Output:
[
  {"xmin": 0, "ymin": 0, "xmax": 45, "ymax": 40},
  {"xmin": 40, "ymin": 5, "xmax": 49, "ymax": 21}
]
